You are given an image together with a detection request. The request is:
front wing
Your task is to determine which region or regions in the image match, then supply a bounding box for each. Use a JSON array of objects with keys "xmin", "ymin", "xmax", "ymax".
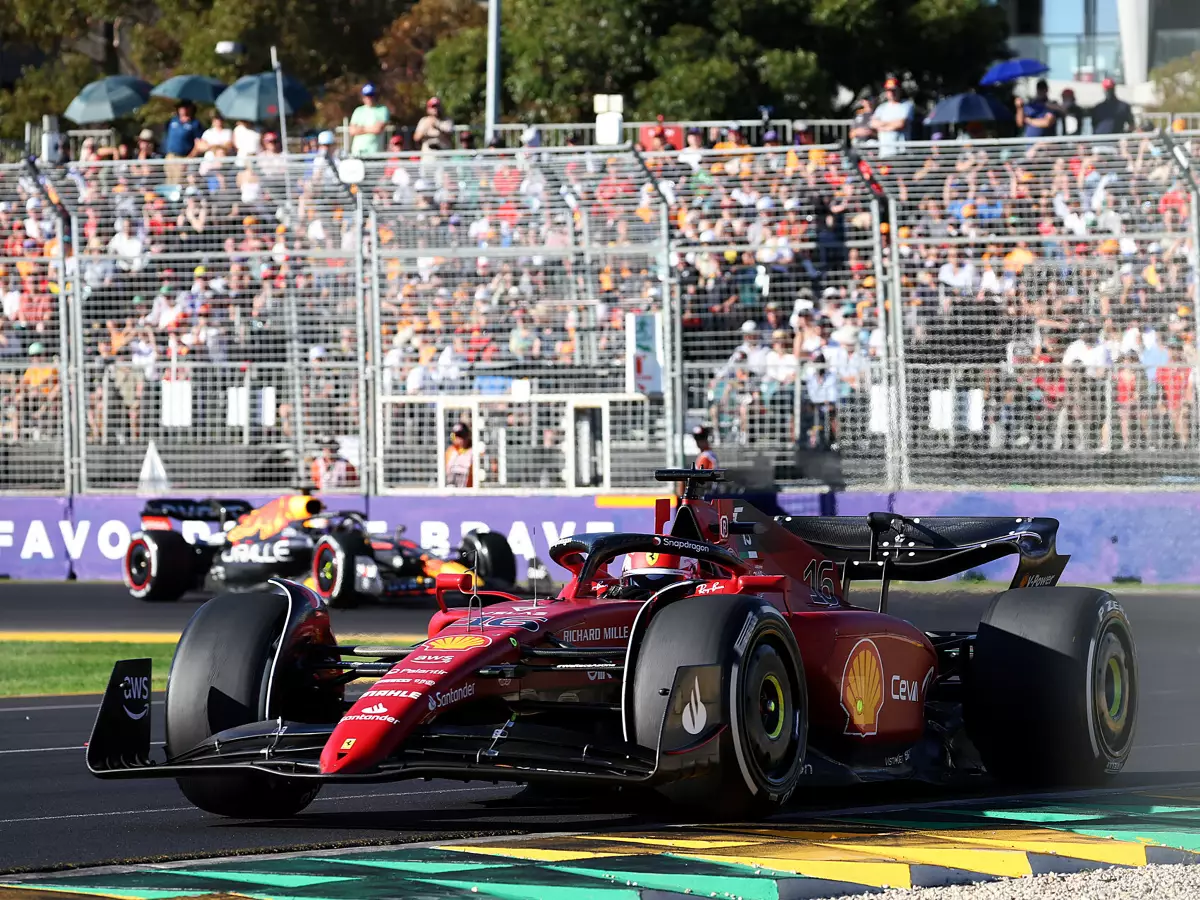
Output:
[{"xmin": 87, "ymin": 660, "xmax": 722, "ymax": 787}]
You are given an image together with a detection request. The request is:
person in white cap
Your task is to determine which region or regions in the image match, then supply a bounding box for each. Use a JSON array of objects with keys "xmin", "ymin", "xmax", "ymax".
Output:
[{"xmin": 349, "ymin": 83, "xmax": 389, "ymax": 156}]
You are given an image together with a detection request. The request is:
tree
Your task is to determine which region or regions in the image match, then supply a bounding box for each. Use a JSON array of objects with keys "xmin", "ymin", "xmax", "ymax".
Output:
[
  {"xmin": 424, "ymin": 0, "xmax": 1008, "ymax": 125},
  {"xmin": 0, "ymin": 0, "xmax": 408, "ymax": 139},
  {"xmin": 1151, "ymin": 51, "xmax": 1200, "ymax": 115},
  {"xmin": 0, "ymin": 0, "xmax": 1010, "ymax": 140},
  {"xmin": 321, "ymin": 0, "xmax": 486, "ymax": 128}
]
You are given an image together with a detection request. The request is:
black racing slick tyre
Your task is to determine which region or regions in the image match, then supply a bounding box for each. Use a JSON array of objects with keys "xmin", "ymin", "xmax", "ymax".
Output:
[
  {"xmin": 632, "ymin": 594, "xmax": 808, "ymax": 818},
  {"xmin": 460, "ymin": 529, "xmax": 517, "ymax": 586},
  {"xmin": 312, "ymin": 532, "xmax": 370, "ymax": 608},
  {"xmin": 124, "ymin": 530, "xmax": 194, "ymax": 602},
  {"xmin": 968, "ymin": 586, "xmax": 1137, "ymax": 787},
  {"xmin": 165, "ymin": 591, "xmax": 321, "ymax": 818}
]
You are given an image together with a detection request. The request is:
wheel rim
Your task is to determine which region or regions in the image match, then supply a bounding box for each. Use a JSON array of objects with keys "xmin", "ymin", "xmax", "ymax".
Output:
[
  {"xmin": 315, "ymin": 545, "xmax": 337, "ymax": 596},
  {"xmin": 760, "ymin": 674, "xmax": 785, "ymax": 740},
  {"xmin": 741, "ymin": 638, "xmax": 799, "ymax": 784},
  {"xmin": 126, "ymin": 540, "xmax": 150, "ymax": 587},
  {"xmin": 1093, "ymin": 624, "xmax": 1134, "ymax": 756}
]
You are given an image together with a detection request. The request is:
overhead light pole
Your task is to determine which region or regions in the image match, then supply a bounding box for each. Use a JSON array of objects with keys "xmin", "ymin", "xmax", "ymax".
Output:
[{"xmin": 485, "ymin": 0, "xmax": 500, "ymax": 143}]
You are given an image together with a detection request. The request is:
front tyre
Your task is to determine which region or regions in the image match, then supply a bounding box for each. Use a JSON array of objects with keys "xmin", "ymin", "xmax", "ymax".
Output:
[
  {"xmin": 632, "ymin": 594, "xmax": 808, "ymax": 817},
  {"xmin": 968, "ymin": 586, "xmax": 1137, "ymax": 786},
  {"xmin": 165, "ymin": 591, "xmax": 321, "ymax": 817}
]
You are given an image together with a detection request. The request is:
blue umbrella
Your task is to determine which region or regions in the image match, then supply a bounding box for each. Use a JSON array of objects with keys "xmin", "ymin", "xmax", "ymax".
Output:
[
  {"xmin": 926, "ymin": 92, "xmax": 1011, "ymax": 126},
  {"xmin": 64, "ymin": 76, "xmax": 152, "ymax": 124},
  {"xmin": 980, "ymin": 58, "xmax": 1050, "ymax": 86},
  {"xmin": 215, "ymin": 73, "xmax": 311, "ymax": 123},
  {"xmin": 151, "ymin": 75, "xmax": 228, "ymax": 105}
]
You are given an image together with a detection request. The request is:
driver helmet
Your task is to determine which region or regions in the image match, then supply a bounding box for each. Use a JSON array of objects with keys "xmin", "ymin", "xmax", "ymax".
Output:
[{"xmin": 621, "ymin": 552, "xmax": 697, "ymax": 591}]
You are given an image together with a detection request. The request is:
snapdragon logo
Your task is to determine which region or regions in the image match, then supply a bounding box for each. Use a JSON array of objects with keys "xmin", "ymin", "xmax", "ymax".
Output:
[{"xmin": 427, "ymin": 683, "xmax": 476, "ymax": 711}]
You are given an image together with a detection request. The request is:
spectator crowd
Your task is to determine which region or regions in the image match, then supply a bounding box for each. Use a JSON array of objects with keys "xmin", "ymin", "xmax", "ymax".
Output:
[{"xmin": 0, "ymin": 75, "xmax": 1196, "ymax": 489}]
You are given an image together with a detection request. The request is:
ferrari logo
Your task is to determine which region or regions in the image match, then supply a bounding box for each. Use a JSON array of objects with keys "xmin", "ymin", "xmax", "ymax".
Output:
[
  {"xmin": 645, "ymin": 552, "xmax": 659, "ymax": 565},
  {"xmin": 340, "ymin": 738, "xmax": 356, "ymax": 751}
]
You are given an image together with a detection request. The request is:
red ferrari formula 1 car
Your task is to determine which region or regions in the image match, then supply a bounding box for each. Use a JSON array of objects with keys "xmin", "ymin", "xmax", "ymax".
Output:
[{"xmin": 88, "ymin": 469, "xmax": 1137, "ymax": 818}]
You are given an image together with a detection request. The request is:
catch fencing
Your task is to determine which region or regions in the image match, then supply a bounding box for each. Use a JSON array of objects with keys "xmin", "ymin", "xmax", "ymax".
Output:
[{"xmin": 0, "ymin": 131, "xmax": 1197, "ymax": 493}]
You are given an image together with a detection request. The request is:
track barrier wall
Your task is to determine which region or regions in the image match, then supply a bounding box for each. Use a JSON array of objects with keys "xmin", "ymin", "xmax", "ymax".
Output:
[{"xmin": 0, "ymin": 491, "xmax": 1194, "ymax": 584}]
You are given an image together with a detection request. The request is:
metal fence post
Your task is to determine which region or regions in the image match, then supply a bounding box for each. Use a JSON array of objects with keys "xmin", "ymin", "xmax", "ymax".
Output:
[
  {"xmin": 285, "ymin": 269, "xmax": 307, "ymax": 485},
  {"xmin": 353, "ymin": 191, "xmax": 371, "ymax": 497},
  {"xmin": 367, "ymin": 207, "xmax": 384, "ymax": 496},
  {"xmin": 869, "ymin": 197, "xmax": 896, "ymax": 490},
  {"xmin": 70, "ymin": 213, "xmax": 87, "ymax": 492},
  {"xmin": 886, "ymin": 196, "xmax": 910, "ymax": 489}
]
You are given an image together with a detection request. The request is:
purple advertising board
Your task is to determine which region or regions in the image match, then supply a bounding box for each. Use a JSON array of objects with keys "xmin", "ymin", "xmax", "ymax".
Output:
[
  {"xmin": 1, "ymin": 491, "xmax": 1198, "ymax": 584},
  {"xmin": 0, "ymin": 496, "xmax": 72, "ymax": 580}
]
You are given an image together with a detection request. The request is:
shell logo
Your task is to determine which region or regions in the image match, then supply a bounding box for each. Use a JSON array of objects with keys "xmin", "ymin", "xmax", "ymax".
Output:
[
  {"xmin": 425, "ymin": 634, "xmax": 492, "ymax": 651},
  {"xmin": 840, "ymin": 638, "xmax": 884, "ymax": 737}
]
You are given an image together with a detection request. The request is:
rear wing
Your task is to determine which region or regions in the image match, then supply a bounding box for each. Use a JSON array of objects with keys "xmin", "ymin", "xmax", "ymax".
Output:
[
  {"xmin": 776, "ymin": 513, "xmax": 1068, "ymax": 591},
  {"xmin": 139, "ymin": 498, "xmax": 254, "ymax": 530}
]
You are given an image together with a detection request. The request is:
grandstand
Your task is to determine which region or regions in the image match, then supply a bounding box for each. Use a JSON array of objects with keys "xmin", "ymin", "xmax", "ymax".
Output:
[{"xmin": 0, "ymin": 126, "xmax": 1196, "ymax": 493}]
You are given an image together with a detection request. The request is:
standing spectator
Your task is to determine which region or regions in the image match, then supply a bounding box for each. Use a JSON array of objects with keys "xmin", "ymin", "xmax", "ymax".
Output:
[
  {"xmin": 162, "ymin": 102, "xmax": 203, "ymax": 183},
  {"xmin": 310, "ymin": 436, "xmax": 358, "ymax": 489},
  {"xmin": 1016, "ymin": 80, "xmax": 1058, "ymax": 138},
  {"xmin": 850, "ymin": 97, "xmax": 876, "ymax": 145},
  {"xmin": 692, "ymin": 425, "xmax": 718, "ymax": 469},
  {"xmin": 18, "ymin": 341, "xmax": 59, "ymax": 437},
  {"xmin": 197, "ymin": 114, "xmax": 233, "ymax": 155},
  {"xmin": 1059, "ymin": 89, "xmax": 1084, "ymax": 136},
  {"xmin": 415, "ymin": 97, "xmax": 454, "ymax": 151},
  {"xmin": 445, "ymin": 421, "xmax": 473, "ymax": 487},
  {"xmin": 1090, "ymin": 78, "xmax": 1135, "ymax": 135},
  {"xmin": 135, "ymin": 129, "xmax": 159, "ymax": 159},
  {"xmin": 349, "ymin": 83, "xmax": 389, "ymax": 156},
  {"xmin": 871, "ymin": 77, "xmax": 913, "ymax": 157},
  {"xmin": 233, "ymin": 120, "xmax": 262, "ymax": 157}
]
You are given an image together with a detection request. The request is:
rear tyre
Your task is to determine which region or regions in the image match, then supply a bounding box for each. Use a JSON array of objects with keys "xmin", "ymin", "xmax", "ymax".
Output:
[
  {"xmin": 125, "ymin": 530, "xmax": 194, "ymax": 602},
  {"xmin": 632, "ymin": 594, "xmax": 808, "ymax": 818},
  {"xmin": 165, "ymin": 591, "xmax": 321, "ymax": 818},
  {"xmin": 312, "ymin": 532, "xmax": 369, "ymax": 608},
  {"xmin": 460, "ymin": 530, "xmax": 517, "ymax": 586},
  {"xmin": 968, "ymin": 586, "xmax": 1137, "ymax": 786}
]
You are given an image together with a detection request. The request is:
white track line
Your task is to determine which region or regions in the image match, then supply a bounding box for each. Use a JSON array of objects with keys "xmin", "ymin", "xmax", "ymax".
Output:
[
  {"xmin": 0, "ymin": 701, "xmax": 162, "ymax": 714},
  {"xmin": 0, "ymin": 785, "xmax": 510, "ymax": 826},
  {"xmin": 0, "ymin": 742, "xmax": 165, "ymax": 756}
]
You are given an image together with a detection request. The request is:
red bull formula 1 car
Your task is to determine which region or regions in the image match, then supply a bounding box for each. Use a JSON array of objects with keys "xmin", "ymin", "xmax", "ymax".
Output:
[
  {"xmin": 123, "ymin": 494, "xmax": 516, "ymax": 606},
  {"xmin": 90, "ymin": 469, "xmax": 1137, "ymax": 818}
]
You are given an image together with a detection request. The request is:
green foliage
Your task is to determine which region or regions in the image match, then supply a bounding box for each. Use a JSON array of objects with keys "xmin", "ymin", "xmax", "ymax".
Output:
[
  {"xmin": 1150, "ymin": 51, "xmax": 1200, "ymax": 115},
  {"xmin": 425, "ymin": 26, "xmax": 489, "ymax": 122},
  {"xmin": 0, "ymin": 0, "xmax": 1009, "ymax": 137}
]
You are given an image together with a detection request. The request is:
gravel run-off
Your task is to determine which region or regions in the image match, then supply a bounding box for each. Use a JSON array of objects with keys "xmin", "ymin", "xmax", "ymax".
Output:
[{"xmin": 819, "ymin": 863, "xmax": 1200, "ymax": 900}]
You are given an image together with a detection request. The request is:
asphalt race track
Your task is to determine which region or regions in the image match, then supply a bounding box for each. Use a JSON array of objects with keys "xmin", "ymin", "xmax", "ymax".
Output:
[{"xmin": 2, "ymin": 582, "xmax": 1199, "ymax": 876}]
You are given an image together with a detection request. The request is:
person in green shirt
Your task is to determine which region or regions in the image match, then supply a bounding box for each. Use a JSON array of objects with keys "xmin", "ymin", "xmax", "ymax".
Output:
[{"xmin": 349, "ymin": 84, "xmax": 389, "ymax": 156}]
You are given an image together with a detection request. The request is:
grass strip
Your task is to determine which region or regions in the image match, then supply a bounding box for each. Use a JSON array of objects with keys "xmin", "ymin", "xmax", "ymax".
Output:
[{"xmin": 0, "ymin": 641, "xmax": 176, "ymax": 698}]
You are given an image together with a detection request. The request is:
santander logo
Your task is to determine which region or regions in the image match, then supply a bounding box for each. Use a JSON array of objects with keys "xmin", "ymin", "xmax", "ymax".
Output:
[{"xmin": 361, "ymin": 703, "xmax": 388, "ymax": 715}]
